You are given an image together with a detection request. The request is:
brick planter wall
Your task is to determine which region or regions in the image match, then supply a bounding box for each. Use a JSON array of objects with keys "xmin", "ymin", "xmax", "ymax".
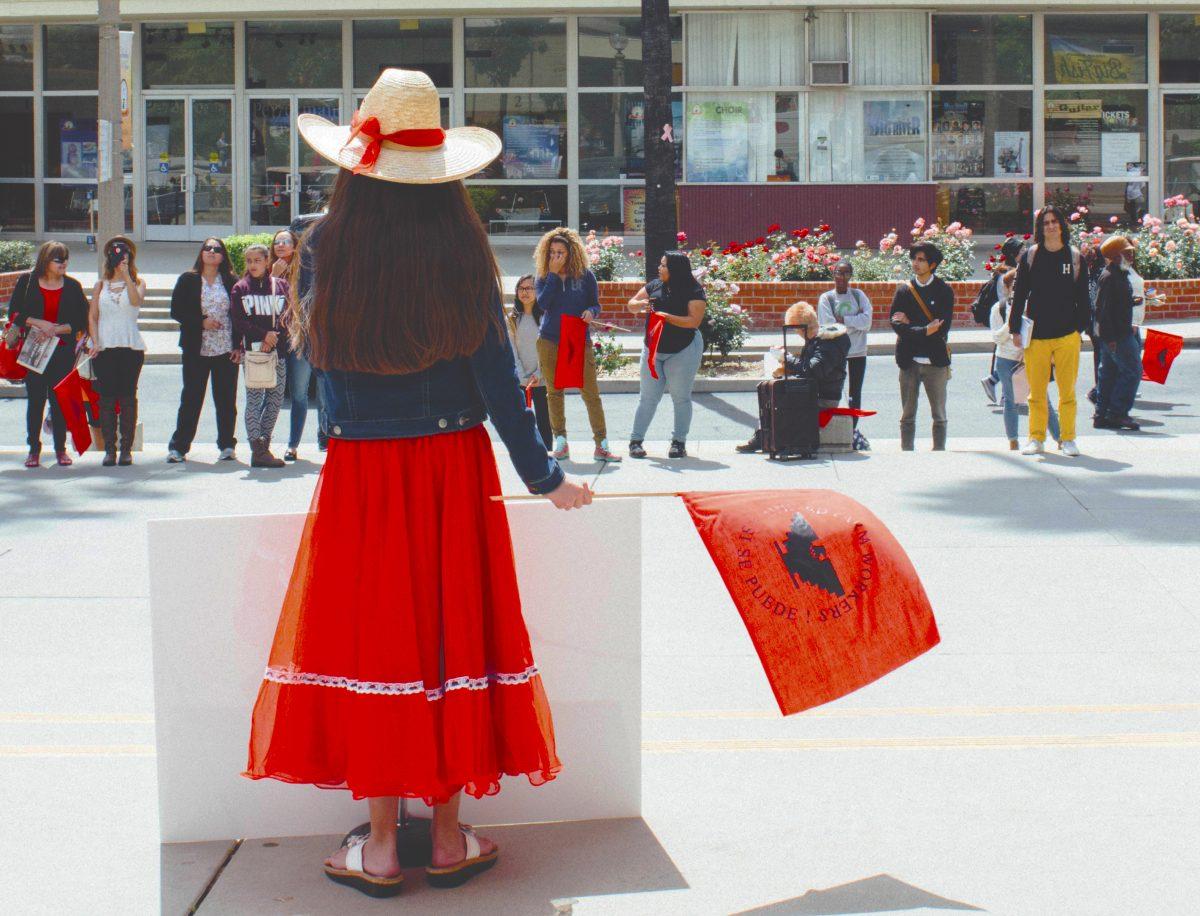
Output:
[
  {"xmin": 0, "ymin": 270, "xmax": 21, "ymax": 312},
  {"xmin": 597, "ymin": 278, "xmax": 1200, "ymax": 331}
]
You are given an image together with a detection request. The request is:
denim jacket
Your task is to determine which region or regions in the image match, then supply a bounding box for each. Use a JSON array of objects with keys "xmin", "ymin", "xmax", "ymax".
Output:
[{"xmin": 297, "ymin": 223, "xmax": 563, "ymax": 495}]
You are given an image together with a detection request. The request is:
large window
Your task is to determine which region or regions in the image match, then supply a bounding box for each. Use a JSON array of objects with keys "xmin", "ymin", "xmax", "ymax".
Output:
[
  {"xmin": 1045, "ymin": 91, "xmax": 1147, "ymax": 180},
  {"xmin": 1164, "ymin": 95, "xmax": 1200, "ymax": 213},
  {"xmin": 1160, "ymin": 17, "xmax": 1200, "ymax": 85},
  {"xmin": 932, "ymin": 92, "xmax": 1033, "ymax": 181},
  {"xmin": 465, "ymin": 18, "xmax": 566, "ymax": 89},
  {"xmin": 686, "ymin": 13, "xmax": 804, "ymax": 87},
  {"xmin": 142, "ymin": 22, "xmax": 234, "ymax": 89},
  {"xmin": 466, "ymin": 94, "xmax": 566, "ymax": 181},
  {"xmin": 685, "ymin": 92, "xmax": 802, "ymax": 183},
  {"xmin": 938, "ymin": 183, "xmax": 1033, "ymax": 235},
  {"xmin": 1045, "ymin": 16, "xmax": 1147, "ymax": 85},
  {"xmin": 933, "ymin": 16, "xmax": 1032, "ymax": 86},
  {"xmin": 246, "ymin": 21, "xmax": 342, "ymax": 89},
  {"xmin": 44, "ymin": 97, "xmax": 98, "ymax": 180},
  {"xmin": 579, "ymin": 93, "xmax": 681, "ymax": 180},
  {"xmin": 44, "ymin": 25, "xmax": 98, "ymax": 91},
  {"xmin": 0, "ymin": 25, "xmax": 33, "ymax": 91},
  {"xmin": 0, "ymin": 99, "xmax": 34, "ymax": 178},
  {"xmin": 468, "ymin": 185, "xmax": 567, "ymax": 236},
  {"xmin": 354, "ymin": 19, "xmax": 452, "ymax": 88},
  {"xmin": 579, "ymin": 16, "xmax": 681, "ymax": 88},
  {"xmin": 853, "ymin": 13, "xmax": 926, "ymax": 86},
  {"xmin": 0, "ymin": 184, "xmax": 34, "ymax": 233}
]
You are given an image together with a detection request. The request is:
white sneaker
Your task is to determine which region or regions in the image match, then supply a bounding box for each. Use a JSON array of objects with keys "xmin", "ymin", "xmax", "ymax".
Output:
[
  {"xmin": 167, "ymin": 449, "xmax": 185, "ymax": 463},
  {"xmin": 1020, "ymin": 439, "xmax": 1044, "ymax": 456},
  {"xmin": 1060, "ymin": 440, "xmax": 1080, "ymax": 458},
  {"xmin": 218, "ymin": 447, "xmax": 236, "ymax": 461}
]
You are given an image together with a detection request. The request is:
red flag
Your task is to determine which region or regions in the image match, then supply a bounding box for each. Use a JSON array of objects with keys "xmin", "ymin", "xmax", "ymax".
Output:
[
  {"xmin": 645, "ymin": 312, "xmax": 667, "ymax": 380},
  {"xmin": 1141, "ymin": 329, "xmax": 1183, "ymax": 384},
  {"xmin": 52, "ymin": 369, "xmax": 93, "ymax": 455},
  {"xmin": 681, "ymin": 489, "xmax": 940, "ymax": 715},
  {"xmin": 818, "ymin": 407, "xmax": 876, "ymax": 428},
  {"xmin": 555, "ymin": 315, "xmax": 587, "ymax": 389}
]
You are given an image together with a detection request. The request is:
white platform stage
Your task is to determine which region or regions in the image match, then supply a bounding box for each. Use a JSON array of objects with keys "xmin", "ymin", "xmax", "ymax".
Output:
[{"xmin": 148, "ymin": 500, "xmax": 642, "ymax": 843}]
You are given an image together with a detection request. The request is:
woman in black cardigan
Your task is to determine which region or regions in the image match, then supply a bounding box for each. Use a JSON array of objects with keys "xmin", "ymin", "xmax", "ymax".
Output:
[
  {"xmin": 166, "ymin": 238, "xmax": 240, "ymax": 462},
  {"xmin": 8, "ymin": 241, "xmax": 88, "ymax": 467}
]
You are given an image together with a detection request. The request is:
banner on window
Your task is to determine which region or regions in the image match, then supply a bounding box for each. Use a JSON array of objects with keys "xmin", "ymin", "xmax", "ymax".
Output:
[
  {"xmin": 1050, "ymin": 38, "xmax": 1140, "ymax": 84},
  {"xmin": 685, "ymin": 99, "xmax": 751, "ymax": 183},
  {"xmin": 501, "ymin": 117, "xmax": 560, "ymax": 180},
  {"xmin": 60, "ymin": 119, "xmax": 98, "ymax": 179}
]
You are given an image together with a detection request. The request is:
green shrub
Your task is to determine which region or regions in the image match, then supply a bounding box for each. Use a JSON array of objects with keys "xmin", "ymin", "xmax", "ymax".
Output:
[
  {"xmin": 222, "ymin": 232, "xmax": 275, "ymax": 275},
  {"xmin": 0, "ymin": 241, "xmax": 35, "ymax": 273},
  {"xmin": 591, "ymin": 330, "xmax": 629, "ymax": 376}
]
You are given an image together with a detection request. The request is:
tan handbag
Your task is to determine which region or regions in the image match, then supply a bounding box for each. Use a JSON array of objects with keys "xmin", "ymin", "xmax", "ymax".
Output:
[{"xmin": 244, "ymin": 349, "xmax": 278, "ymax": 389}]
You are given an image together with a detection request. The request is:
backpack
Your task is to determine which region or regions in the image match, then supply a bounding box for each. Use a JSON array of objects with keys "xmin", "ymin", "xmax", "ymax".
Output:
[{"xmin": 971, "ymin": 273, "xmax": 1001, "ymax": 326}]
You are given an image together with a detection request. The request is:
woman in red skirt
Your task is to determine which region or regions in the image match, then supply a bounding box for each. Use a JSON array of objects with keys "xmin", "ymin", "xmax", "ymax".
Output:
[{"xmin": 242, "ymin": 69, "xmax": 593, "ymax": 897}]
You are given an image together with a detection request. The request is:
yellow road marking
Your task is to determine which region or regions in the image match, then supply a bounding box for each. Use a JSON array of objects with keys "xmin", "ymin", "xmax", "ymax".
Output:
[
  {"xmin": 0, "ymin": 745, "xmax": 155, "ymax": 757},
  {"xmin": 643, "ymin": 703, "xmax": 1200, "ymax": 720},
  {"xmin": 643, "ymin": 733, "xmax": 1200, "ymax": 753},
  {"xmin": 0, "ymin": 713, "xmax": 154, "ymax": 724}
]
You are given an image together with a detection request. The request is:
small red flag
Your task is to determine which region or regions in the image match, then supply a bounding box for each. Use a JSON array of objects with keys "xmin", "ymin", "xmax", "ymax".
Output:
[
  {"xmin": 645, "ymin": 311, "xmax": 667, "ymax": 380},
  {"xmin": 555, "ymin": 315, "xmax": 587, "ymax": 389},
  {"xmin": 52, "ymin": 369, "xmax": 93, "ymax": 455},
  {"xmin": 524, "ymin": 377, "xmax": 535, "ymax": 409},
  {"xmin": 818, "ymin": 407, "xmax": 876, "ymax": 428},
  {"xmin": 681, "ymin": 490, "xmax": 940, "ymax": 715},
  {"xmin": 1141, "ymin": 329, "xmax": 1183, "ymax": 384}
]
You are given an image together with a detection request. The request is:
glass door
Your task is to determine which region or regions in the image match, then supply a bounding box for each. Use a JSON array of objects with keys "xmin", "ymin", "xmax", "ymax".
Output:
[
  {"xmin": 145, "ymin": 96, "xmax": 234, "ymax": 241},
  {"xmin": 250, "ymin": 96, "xmax": 341, "ymax": 229}
]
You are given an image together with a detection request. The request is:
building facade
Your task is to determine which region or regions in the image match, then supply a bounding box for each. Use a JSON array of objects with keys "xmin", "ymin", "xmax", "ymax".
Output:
[{"xmin": 1, "ymin": 4, "xmax": 1199, "ymax": 245}]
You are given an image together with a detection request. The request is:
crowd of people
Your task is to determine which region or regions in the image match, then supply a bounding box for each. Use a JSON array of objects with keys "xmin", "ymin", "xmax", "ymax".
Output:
[{"xmin": 3, "ymin": 210, "xmax": 1158, "ymax": 469}]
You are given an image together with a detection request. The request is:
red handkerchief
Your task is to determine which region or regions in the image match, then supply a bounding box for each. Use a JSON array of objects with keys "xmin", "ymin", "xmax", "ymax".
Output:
[{"xmin": 555, "ymin": 315, "xmax": 587, "ymax": 389}]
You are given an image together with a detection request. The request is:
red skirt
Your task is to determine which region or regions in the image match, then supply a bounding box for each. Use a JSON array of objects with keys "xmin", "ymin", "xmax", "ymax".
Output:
[{"xmin": 242, "ymin": 426, "xmax": 561, "ymax": 804}]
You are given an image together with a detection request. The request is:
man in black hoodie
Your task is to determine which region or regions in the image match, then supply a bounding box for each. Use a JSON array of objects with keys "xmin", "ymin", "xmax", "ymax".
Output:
[
  {"xmin": 1092, "ymin": 235, "xmax": 1142, "ymax": 431},
  {"xmin": 890, "ymin": 242, "xmax": 954, "ymax": 451}
]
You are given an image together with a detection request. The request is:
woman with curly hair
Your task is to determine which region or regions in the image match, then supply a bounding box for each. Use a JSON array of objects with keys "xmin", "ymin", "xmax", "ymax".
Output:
[{"xmin": 533, "ymin": 228, "xmax": 621, "ymax": 462}]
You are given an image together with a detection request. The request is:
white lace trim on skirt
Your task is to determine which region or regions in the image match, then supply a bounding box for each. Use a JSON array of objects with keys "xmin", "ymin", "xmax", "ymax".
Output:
[{"xmin": 262, "ymin": 664, "xmax": 540, "ymax": 701}]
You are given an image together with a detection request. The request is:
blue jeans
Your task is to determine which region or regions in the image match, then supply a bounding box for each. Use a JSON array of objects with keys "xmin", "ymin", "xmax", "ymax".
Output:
[
  {"xmin": 1096, "ymin": 331, "xmax": 1142, "ymax": 419},
  {"xmin": 285, "ymin": 350, "xmax": 327, "ymax": 449},
  {"xmin": 996, "ymin": 356, "xmax": 1059, "ymax": 442},
  {"xmin": 630, "ymin": 333, "xmax": 704, "ymax": 442}
]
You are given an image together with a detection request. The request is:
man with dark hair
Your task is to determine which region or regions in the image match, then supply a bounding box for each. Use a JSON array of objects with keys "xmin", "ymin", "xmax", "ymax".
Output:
[
  {"xmin": 978, "ymin": 235, "xmax": 1026, "ymax": 404},
  {"xmin": 890, "ymin": 242, "xmax": 955, "ymax": 451}
]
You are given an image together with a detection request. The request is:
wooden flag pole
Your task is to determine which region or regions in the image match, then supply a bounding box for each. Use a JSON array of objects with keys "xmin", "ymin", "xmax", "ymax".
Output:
[{"xmin": 490, "ymin": 491, "xmax": 683, "ymax": 502}]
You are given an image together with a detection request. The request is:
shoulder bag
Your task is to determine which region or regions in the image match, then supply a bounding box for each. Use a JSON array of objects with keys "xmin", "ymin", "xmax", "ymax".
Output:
[
  {"xmin": 908, "ymin": 281, "xmax": 952, "ymax": 370},
  {"xmin": 243, "ymin": 277, "xmax": 282, "ymax": 389}
]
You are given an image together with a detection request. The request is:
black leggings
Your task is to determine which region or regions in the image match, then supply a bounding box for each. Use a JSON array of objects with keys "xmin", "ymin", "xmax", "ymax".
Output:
[
  {"xmin": 92, "ymin": 347, "xmax": 144, "ymax": 398},
  {"xmin": 23, "ymin": 343, "xmax": 74, "ymax": 452},
  {"xmin": 847, "ymin": 355, "xmax": 867, "ymax": 427}
]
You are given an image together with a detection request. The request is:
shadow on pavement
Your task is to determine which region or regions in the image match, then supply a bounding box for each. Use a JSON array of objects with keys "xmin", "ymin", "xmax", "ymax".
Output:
[
  {"xmin": 695, "ymin": 392, "xmax": 759, "ymax": 428},
  {"xmin": 735, "ymin": 873, "xmax": 985, "ymax": 914},
  {"xmin": 177, "ymin": 817, "xmax": 688, "ymax": 915}
]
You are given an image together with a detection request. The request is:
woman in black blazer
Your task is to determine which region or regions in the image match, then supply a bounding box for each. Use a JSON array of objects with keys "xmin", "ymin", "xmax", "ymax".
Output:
[
  {"xmin": 8, "ymin": 241, "xmax": 88, "ymax": 467},
  {"xmin": 166, "ymin": 238, "xmax": 240, "ymax": 462}
]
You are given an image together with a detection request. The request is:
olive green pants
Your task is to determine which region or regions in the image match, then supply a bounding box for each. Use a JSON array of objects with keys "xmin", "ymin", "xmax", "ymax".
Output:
[{"xmin": 536, "ymin": 337, "xmax": 608, "ymax": 445}]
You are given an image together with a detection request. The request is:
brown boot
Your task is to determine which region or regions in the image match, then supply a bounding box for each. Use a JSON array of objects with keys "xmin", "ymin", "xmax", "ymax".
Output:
[
  {"xmin": 251, "ymin": 437, "xmax": 285, "ymax": 468},
  {"xmin": 99, "ymin": 397, "xmax": 118, "ymax": 467},
  {"xmin": 117, "ymin": 397, "xmax": 137, "ymax": 466}
]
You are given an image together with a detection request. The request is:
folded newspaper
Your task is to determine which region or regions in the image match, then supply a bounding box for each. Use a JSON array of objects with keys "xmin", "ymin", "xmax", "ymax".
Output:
[{"xmin": 16, "ymin": 327, "xmax": 58, "ymax": 375}]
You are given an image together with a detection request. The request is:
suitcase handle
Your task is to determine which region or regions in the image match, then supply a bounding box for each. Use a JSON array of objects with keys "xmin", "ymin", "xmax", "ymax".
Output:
[{"xmin": 780, "ymin": 323, "xmax": 805, "ymax": 381}]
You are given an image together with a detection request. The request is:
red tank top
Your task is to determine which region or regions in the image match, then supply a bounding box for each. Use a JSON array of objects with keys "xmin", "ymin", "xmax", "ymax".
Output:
[{"xmin": 40, "ymin": 285, "xmax": 63, "ymax": 323}]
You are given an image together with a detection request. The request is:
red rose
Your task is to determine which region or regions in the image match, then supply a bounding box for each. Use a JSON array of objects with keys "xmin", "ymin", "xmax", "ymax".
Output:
[
  {"xmin": 761, "ymin": 245, "xmax": 770, "ymax": 253},
  {"xmin": 791, "ymin": 229, "xmax": 803, "ymax": 238},
  {"xmin": 635, "ymin": 250, "xmax": 643, "ymax": 257},
  {"xmin": 676, "ymin": 231, "xmax": 688, "ymax": 243},
  {"xmin": 753, "ymin": 273, "xmax": 761, "ymax": 279},
  {"xmin": 798, "ymin": 228, "xmax": 810, "ymax": 239},
  {"xmin": 1022, "ymin": 233, "xmax": 1031, "ymax": 240},
  {"xmin": 701, "ymin": 248, "xmax": 713, "ymax": 257},
  {"xmin": 754, "ymin": 236, "xmax": 765, "ymax": 245},
  {"xmin": 1005, "ymin": 231, "xmax": 1014, "ymax": 237},
  {"xmin": 767, "ymin": 223, "xmax": 781, "ymax": 233},
  {"xmin": 994, "ymin": 243, "xmax": 1002, "ymax": 250},
  {"xmin": 819, "ymin": 224, "xmax": 830, "ymax": 233}
]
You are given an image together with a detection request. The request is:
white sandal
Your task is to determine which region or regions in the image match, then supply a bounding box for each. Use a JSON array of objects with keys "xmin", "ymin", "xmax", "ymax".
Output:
[
  {"xmin": 323, "ymin": 834, "xmax": 404, "ymax": 898},
  {"xmin": 425, "ymin": 824, "xmax": 499, "ymax": 888}
]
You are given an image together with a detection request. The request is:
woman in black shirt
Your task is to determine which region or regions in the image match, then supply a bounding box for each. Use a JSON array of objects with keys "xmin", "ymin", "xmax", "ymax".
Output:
[
  {"xmin": 625, "ymin": 251, "xmax": 706, "ymax": 458},
  {"xmin": 1008, "ymin": 205, "xmax": 1091, "ymax": 457}
]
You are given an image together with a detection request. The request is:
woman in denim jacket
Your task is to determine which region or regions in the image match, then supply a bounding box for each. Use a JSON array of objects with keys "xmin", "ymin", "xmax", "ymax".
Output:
[{"xmin": 242, "ymin": 69, "xmax": 592, "ymax": 899}]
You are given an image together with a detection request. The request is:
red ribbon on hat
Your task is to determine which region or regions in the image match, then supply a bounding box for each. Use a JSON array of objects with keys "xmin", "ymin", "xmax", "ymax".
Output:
[{"xmin": 344, "ymin": 112, "xmax": 446, "ymax": 174}]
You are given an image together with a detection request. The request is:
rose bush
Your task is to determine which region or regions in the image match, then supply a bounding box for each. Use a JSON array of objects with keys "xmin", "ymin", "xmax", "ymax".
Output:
[
  {"xmin": 1067, "ymin": 198, "xmax": 1200, "ymax": 280},
  {"xmin": 584, "ymin": 230, "xmax": 637, "ymax": 281},
  {"xmin": 684, "ymin": 222, "xmax": 840, "ymax": 283},
  {"xmin": 846, "ymin": 218, "xmax": 976, "ymax": 282}
]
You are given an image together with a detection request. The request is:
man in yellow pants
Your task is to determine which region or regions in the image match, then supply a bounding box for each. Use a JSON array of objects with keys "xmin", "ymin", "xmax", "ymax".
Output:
[{"xmin": 1008, "ymin": 205, "xmax": 1092, "ymax": 457}]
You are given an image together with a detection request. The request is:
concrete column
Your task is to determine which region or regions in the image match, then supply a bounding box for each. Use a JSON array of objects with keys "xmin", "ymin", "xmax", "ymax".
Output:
[{"xmin": 97, "ymin": 0, "xmax": 123, "ymax": 263}]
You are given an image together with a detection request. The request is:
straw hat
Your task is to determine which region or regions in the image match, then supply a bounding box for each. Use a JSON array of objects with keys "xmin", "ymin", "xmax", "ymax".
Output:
[
  {"xmin": 298, "ymin": 69, "xmax": 500, "ymax": 184},
  {"xmin": 1100, "ymin": 234, "xmax": 1135, "ymax": 259}
]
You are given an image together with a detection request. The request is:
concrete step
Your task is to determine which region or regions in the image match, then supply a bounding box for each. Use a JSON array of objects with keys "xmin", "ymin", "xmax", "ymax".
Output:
[{"xmin": 139, "ymin": 320, "xmax": 180, "ymax": 331}]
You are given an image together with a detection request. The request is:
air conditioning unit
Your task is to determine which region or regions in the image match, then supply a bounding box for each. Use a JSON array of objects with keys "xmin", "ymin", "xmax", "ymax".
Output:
[{"xmin": 810, "ymin": 61, "xmax": 849, "ymax": 86}]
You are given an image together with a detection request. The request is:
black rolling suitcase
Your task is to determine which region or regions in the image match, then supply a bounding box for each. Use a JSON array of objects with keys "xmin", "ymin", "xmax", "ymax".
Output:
[{"xmin": 759, "ymin": 324, "xmax": 819, "ymax": 460}]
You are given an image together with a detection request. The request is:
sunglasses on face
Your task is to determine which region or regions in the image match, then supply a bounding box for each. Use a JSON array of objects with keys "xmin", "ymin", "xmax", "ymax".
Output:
[
  {"xmin": 50, "ymin": 257, "xmax": 68, "ymax": 264},
  {"xmin": 202, "ymin": 245, "xmax": 223, "ymax": 253}
]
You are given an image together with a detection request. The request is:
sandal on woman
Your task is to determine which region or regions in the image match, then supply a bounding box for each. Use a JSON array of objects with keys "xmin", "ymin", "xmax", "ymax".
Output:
[
  {"xmin": 24, "ymin": 450, "xmax": 41, "ymax": 469},
  {"xmin": 425, "ymin": 825, "xmax": 499, "ymax": 889},
  {"xmin": 55, "ymin": 451, "xmax": 73, "ymax": 467},
  {"xmin": 323, "ymin": 835, "xmax": 404, "ymax": 898}
]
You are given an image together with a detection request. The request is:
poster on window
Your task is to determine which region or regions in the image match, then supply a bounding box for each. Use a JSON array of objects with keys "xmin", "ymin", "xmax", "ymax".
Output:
[
  {"xmin": 1102, "ymin": 133, "xmax": 1143, "ymax": 178},
  {"xmin": 994, "ymin": 131, "xmax": 1030, "ymax": 177},
  {"xmin": 1045, "ymin": 100, "xmax": 1101, "ymax": 177},
  {"xmin": 863, "ymin": 100, "xmax": 925, "ymax": 183},
  {"xmin": 501, "ymin": 117, "xmax": 560, "ymax": 179},
  {"xmin": 1049, "ymin": 37, "xmax": 1141, "ymax": 84},
  {"xmin": 59, "ymin": 120, "xmax": 98, "ymax": 179},
  {"xmin": 622, "ymin": 188, "xmax": 646, "ymax": 235},
  {"xmin": 685, "ymin": 99, "xmax": 750, "ymax": 183},
  {"xmin": 931, "ymin": 101, "xmax": 985, "ymax": 180}
]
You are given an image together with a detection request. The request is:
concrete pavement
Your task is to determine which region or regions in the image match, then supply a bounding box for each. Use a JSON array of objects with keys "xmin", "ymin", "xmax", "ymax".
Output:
[{"xmin": 1, "ymin": 432, "xmax": 1198, "ymax": 913}]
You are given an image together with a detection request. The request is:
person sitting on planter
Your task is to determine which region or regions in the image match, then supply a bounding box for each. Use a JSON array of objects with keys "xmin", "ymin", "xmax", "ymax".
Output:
[{"xmin": 737, "ymin": 301, "xmax": 850, "ymax": 453}]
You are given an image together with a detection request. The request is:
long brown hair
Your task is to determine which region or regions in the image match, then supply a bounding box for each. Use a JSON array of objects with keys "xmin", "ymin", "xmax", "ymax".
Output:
[
  {"xmin": 534, "ymin": 228, "xmax": 589, "ymax": 280},
  {"xmin": 190, "ymin": 237, "xmax": 236, "ymax": 287},
  {"xmin": 269, "ymin": 228, "xmax": 298, "ymax": 272},
  {"xmin": 299, "ymin": 171, "xmax": 501, "ymax": 374},
  {"xmin": 102, "ymin": 235, "xmax": 140, "ymax": 284},
  {"xmin": 31, "ymin": 240, "xmax": 70, "ymax": 281}
]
